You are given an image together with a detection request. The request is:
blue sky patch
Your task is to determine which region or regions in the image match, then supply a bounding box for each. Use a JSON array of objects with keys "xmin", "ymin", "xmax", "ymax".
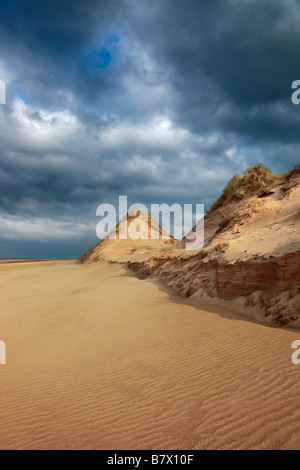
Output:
[{"xmin": 85, "ymin": 34, "xmax": 120, "ymax": 70}]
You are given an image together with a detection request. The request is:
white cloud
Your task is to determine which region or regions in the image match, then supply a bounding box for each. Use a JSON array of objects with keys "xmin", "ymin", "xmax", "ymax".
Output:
[{"xmin": 0, "ymin": 214, "xmax": 95, "ymax": 242}]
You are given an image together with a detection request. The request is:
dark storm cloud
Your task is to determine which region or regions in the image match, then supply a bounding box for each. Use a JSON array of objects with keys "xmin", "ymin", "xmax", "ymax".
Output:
[
  {"xmin": 0, "ymin": 0, "xmax": 299, "ymax": 257},
  {"xmin": 126, "ymin": 0, "xmax": 300, "ymax": 140}
]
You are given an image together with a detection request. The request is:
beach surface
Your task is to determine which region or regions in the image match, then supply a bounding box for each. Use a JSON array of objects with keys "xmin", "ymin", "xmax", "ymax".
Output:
[{"xmin": 0, "ymin": 260, "xmax": 300, "ymax": 450}]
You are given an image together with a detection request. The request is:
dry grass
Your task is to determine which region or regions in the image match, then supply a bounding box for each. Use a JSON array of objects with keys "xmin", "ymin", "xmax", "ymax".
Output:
[
  {"xmin": 208, "ymin": 175, "xmax": 243, "ymax": 213},
  {"xmin": 208, "ymin": 164, "xmax": 280, "ymax": 214},
  {"xmin": 284, "ymin": 160, "xmax": 300, "ymax": 181}
]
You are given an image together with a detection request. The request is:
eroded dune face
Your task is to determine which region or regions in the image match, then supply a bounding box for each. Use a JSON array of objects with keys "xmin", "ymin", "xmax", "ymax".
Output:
[
  {"xmin": 78, "ymin": 167, "xmax": 300, "ymax": 328},
  {"xmin": 125, "ymin": 170, "xmax": 300, "ymax": 328}
]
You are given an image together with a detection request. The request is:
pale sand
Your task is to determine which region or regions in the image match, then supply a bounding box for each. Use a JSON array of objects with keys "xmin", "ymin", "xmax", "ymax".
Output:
[{"xmin": 0, "ymin": 260, "xmax": 300, "ymax": 450}]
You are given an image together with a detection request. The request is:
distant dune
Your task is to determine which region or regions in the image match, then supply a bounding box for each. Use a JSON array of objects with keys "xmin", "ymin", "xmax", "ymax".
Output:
[
  {"xmin": 80, "ymin": 162, "xmax": 300, "ymax": 328},
  {"xmin": 79, "ymin": 210, "xmax": 176, "ymax": 264}
]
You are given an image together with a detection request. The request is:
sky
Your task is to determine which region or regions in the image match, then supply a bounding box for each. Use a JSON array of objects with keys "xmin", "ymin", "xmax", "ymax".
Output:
[{"xmin": 0, "ymin": 0, "xmax": 299, "ymax": 259}]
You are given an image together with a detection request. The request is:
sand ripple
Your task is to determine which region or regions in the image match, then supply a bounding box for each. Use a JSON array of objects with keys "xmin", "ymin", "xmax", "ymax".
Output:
[{"xmin": 0, "ymin": 260, "xmax": 299, "ymax": 450}]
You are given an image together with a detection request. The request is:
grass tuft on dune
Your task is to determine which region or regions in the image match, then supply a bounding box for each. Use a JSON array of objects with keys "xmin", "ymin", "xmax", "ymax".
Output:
[{"xmin": 208, "ymin": 163, "xmax": 284, "ymax": 214}]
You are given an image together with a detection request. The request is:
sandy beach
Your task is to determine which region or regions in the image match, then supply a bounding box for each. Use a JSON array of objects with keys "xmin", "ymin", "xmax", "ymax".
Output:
[{"xmin": 0, "ymin": 259, "xmax": 300, "ymax": 450}]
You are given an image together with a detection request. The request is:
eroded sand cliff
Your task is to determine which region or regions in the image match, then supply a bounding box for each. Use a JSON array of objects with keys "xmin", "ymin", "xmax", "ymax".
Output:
[{"xmin": 80, "ymin": 164, "xmax": 300, "ymax": 328}]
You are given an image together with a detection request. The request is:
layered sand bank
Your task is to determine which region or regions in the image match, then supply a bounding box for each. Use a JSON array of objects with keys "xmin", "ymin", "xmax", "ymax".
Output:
[
  {"xmin": 0, "ymin": 260, "xmax": 300, "ymax": 450},
  {"xmin": 80, "ymin": 166, "xmax": 300, "ymax": 328}
]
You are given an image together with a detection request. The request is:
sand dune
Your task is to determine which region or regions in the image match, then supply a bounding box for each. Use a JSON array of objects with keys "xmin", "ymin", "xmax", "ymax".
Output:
[
  {"xmin": 0, "ymin": 260, "xmax": 300, "ymax": 450},
  {"xmin": 125, "ymin": 166, "xmax": 300, "ymax": 328},
  {"xmin": 79, "ymin": 210, "xmax": 175, "ymax": 264},
  {"xmin": 80, "ymin": 165, "xmax": 300, "ymax": 328}
]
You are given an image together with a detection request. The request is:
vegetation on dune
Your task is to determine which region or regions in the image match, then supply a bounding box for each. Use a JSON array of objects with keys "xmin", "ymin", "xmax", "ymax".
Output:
[
  {"xmin": 284, "ymin": 160, "xmax": 300, "ymax": 180},
  {"xmin": 208, "ymin": 164, "xmax": 281, "ymax": 214},
  {"xmin": 208, "ymin": 174, "xmax": 243, "ymax": 214},
  {"xmin": 241, "ymin": 164, "xmax": 278, "ymax": 188}
]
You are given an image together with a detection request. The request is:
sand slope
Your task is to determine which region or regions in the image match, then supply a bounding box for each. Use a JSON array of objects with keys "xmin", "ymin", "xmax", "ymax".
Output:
[
  {"xmin": 79, "ymin": 210, "xmax": 175, "ymax": 264},
  {"xmin": 126, "ymin": 170, "xmax": 300, "ymax": 328},
  {"xmin": 0, "ymin": 260, "xmax": 300, "ymax": 450}
]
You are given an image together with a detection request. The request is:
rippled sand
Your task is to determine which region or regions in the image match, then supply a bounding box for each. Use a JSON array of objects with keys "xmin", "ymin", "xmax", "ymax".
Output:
[{"xmin": 0, "ymin": 260, "xmax": 300, "ymax": 450}]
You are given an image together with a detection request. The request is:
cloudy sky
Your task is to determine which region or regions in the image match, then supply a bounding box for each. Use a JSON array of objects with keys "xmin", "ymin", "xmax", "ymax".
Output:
[{"xmin": 0, "ymin": 0, "xmax": 299, "ymax": 258}]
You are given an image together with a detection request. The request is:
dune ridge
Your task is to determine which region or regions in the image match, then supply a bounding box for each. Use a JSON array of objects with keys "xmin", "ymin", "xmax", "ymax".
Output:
[
  {"xmin": 79, "ymin": 210, "xmax": 175, "ymax": 264},
  {"xmin": 128, "ymin": 165, "xmax": 300, "ymax": 328},
  {"xmin": 81, "ymin": 163, "xmax": 300, "ymax": 328}
]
